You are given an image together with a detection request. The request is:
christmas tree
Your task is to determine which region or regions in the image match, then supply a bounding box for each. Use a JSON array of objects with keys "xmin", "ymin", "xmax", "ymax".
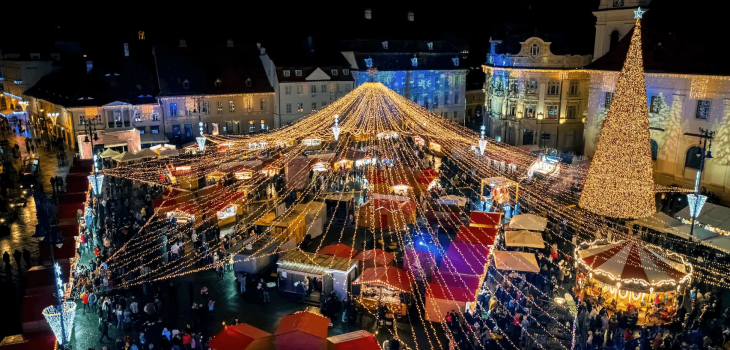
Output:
[{"xmin": 579, "ymin": 12, "xmax": 656, "ymax": 219}]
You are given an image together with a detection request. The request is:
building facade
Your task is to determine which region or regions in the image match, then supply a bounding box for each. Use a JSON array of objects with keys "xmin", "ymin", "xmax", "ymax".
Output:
[
  {"xmin": 341, "ymin": 40, "xmax": 469, "ymax": 124},
  {"xmin": 0, "ymin": 53, "xmax": 55, "ymax": 119},
  {"xmin": 465, "ymin": 68, "xmax": 486, "ymax": 129},
  {"xmin": 259, "ymin": 44, "xmax": 354, "ymax": 127},
  {"xmin": 154, "ymin": 42, "xmax": 275, "ymax": 143},
  {"xmin": 483, "ymin": 37, "xmax": 592, "ymax": 153},
  {"xmin": 593, "ymin": 0, "xmax": 652, "ymax": 61}
]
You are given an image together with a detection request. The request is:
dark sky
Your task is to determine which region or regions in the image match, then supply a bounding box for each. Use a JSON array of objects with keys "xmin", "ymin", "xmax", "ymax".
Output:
[{"xmin": 6, "ymin": 0, "xmax": 600, "ymax": 61}]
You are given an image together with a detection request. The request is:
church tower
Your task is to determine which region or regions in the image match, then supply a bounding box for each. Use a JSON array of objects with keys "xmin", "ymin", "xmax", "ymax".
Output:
[{"xmin": 593, "ymin": 0, "xmax": 651, "ymax": 61}]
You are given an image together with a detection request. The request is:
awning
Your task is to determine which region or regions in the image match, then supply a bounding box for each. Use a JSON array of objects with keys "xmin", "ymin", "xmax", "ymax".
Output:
[
  {"xmin": 505, "ymin": 230, "xmax": 545, "ymax": 248},
  {"xmin": 99, "ymin": 148, "xmax": 120, "ymax": 159},
  {"xmin": 509, "ymin": 214, "xmax": 547, "ymax": 231},
  {"xmin": 493, "ymin": 250, "xmax": 540, "ymax": 273}
]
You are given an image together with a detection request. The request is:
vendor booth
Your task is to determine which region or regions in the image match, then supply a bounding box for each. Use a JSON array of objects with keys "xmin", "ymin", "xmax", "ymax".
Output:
[
  {"xmin": 229, "ymin": 236, "xmax": 278, "ymax": 276},
  {"xmin": 468, "ymin": 211, "xmax": 503, "ymax": 228},
  {"xmin": 576, "ymin": 239, "xmax": 692, "ymax": 323},
  {"xmin": 301, "ymin": 138, "xmax": 323, "ymax": 150},
  {"xmin": 112, "ymin": 151, "xmax": 140, "ymax": 163},
  {"xmin": 528, "ymin": 153, "xmax": 561, "ymax": 177},
  {"xmin": 166, "ymin": 164, "xmax": 199, "ymax": 190},
  {"xmin": 319, "ymin": 244, "xmax": 360, "ymax": 259},
  {"xmin": 455, "ymin": 226, "xmax": 498, "ymax": 246},
  {"xmin": 135, "ymin": 148, "xmax": 159, "ymax": 159},
  {"xmin": 277, "ymin": 250, "xmax": 358, "ymax": 302},
  {"xmin": 354, "ymin": 266, "xmax": 412, "ymax": 317},
  {"xmin": 320, "ymin": 194, "xmax": 355, "ymax": 222},
  {"xmin": 99, "ymin": 148, "xmax": 120, "ymax": 159},
  {"xmin": 481, "ymin": 176, "xmax": 519, "ymax": 215},
  {"xmin": 404, "ymin": 247, "xmax": 437, "ymax": 282},
  {"xmin": 425, "ymin": 283, "xmax": 476, "ymax": 323},
  {"xmin": 206, "ymin": 170, "xmax": 228, "ymax": 186},
  {"xmin": 377, "ymin": 131, "xmax": 399, "ymax": 140},
  {"xmin": 275, "ymin": 311, "xmax": 330, "ymax": 350},
  {"xmin": 504, "ymin": 230, "xmax": 545, "ymax": 249},
  {"xmin": 509, "ymin": 214, "xmax": 547, "ymax": 231},
  {"xmin": 271, "ymin": 209, "xmax": 307, "ymax": 247},
  {"xmin": 358, "ymin": 198, "xmax": 417, "ymax": 232},
  {"xmin": 211, "ymin": 324, "xmax": 273, "ymax": 350},
  {"xmin": 293, "ymin": 201, "xmax": 327, "ymax": 238},
  {"xmin": 212, "ymin": 189, "xmax": 246, "ymax": 226},
  {"xmin": 493, "ymin": 250, "xmax": 540, "ymax": 273},
  {"xmin": 327, "ymin": 330, "xmax": 381, "ymax": 350},
  {"xmin": 355, "ymin": 249, "xmax": 395, "ymax": 269},
  {"xmin": 334, "ymin": 150, "xmax": 366, "ymax": 171},
  {"xmin": 443, "ymin": 241, "xmax": 491, "ymax": 276},
  {"xmin": 428, "ymin": 141, "xmax": 443, "ymax": 154}
]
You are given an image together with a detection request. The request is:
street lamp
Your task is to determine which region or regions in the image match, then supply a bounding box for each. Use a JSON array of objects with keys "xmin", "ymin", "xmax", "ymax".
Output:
[{"xmin": 683, "ymin": 127, "xmax": 715, "ymax": 239}]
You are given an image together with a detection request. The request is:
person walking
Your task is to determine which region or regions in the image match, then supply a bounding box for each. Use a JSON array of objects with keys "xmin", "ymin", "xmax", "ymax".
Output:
[
  {"xmin": 237, "ymin": 274, "xmax": 246, "ymax": 294},
  {"xmin": 98, "ymin": 320, "xmax": 112, "ymax": 343},
  {"xmin": 81, "ymin": 292, "xmax": 90, "ymax": 315}
]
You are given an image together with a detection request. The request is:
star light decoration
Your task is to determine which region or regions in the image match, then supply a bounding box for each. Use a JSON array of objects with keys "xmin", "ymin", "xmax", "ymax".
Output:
[
  {"xmin": 687, "ymin": 193, "xmax": 707, "ymax": 219},
  {"xmin": 87, "ymin": 174, "xmax": 105, "ymax": 196},
  {"xmin": 478, "ymin": 125, "xmax": 487, "ymax": 155},
  {"xmin": 634, "ymin": 7, "xmax": 645, "ymax": 19},
  {"xmin": 43, "ymin": 302, "xmax": 76, "ymax": 344},
  {"xmin": 196, "ymin": 136, "xmax": 207, "ymax": 152},
  {"xmin": 332, "ymin": 114, "xmax": 341, "ymax": 141}
]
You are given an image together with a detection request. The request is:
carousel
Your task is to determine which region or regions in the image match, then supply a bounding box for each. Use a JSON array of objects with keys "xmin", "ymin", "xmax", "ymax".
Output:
[{"xmin": 575, "ymin": 239, "xmax": 693, "ymax": 324}]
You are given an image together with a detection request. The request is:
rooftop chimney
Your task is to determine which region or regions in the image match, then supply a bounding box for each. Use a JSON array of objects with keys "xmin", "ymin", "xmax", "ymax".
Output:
[
  {"xmin": 365, "ymin": 8, "xmax": 372, "ymax": 20},
  {"xmin": 227, "ymin": 39, "xmax": 234, "ymax": 48},
  {"xmin": 86, "ymin": 61, "xmax": 93, "ymax": 73},
  {"xmin": 179, "ymin": 39, "xmax": 187, "ymax": 48}
]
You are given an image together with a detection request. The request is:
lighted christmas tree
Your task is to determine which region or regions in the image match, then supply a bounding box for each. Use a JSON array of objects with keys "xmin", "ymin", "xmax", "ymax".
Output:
[{"xmin": 579, "ymin": 9, "xmax": 656, "ymax": 219}]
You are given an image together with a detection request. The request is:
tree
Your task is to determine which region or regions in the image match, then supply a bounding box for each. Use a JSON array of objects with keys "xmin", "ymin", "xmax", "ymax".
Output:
[
  {"xmin": 579, "ymin": 17, "xmax": 656, "ymax": 219},
  {"xmin": 648, "ymin": 93, "xmax": 670, "ymax": 148},
  {"xmin": 711, "ymin": 103, "xmax": 730, "ymax": 165}
]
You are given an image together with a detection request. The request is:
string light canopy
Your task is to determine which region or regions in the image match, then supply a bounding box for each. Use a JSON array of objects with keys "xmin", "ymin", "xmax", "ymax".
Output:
[{"xmin": 578, "ymin": 16, "xmax": 656, "ymax": 219}]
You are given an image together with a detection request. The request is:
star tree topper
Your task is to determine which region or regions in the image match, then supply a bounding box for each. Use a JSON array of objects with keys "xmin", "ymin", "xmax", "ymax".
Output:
[{"xmin": 634, "ymin": 7, "xmax": 645, "ymax": 19}]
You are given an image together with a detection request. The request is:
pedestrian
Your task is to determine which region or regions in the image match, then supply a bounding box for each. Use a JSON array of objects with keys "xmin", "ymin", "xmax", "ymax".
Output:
[
  {"xmin": 81, "ymin": 291, "xmax": 90, "ymax": 315},
  {"xmin": 237, "ymin": 274, "xmax": 246, "ymax": 294},
  {"xmin": 208, "ymin": 299, "xmax": 215, "ymax": 317},
  {"xmin": 99, "ymin": 321, "xmax": 111, "ymax": 342}
]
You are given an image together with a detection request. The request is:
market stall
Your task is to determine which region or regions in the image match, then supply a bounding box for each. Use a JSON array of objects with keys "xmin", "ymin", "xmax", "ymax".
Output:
[
  {"xmin": 319, "ymin": 244, "xmax": 360, "ymax": 259},
  {"xmin": 135, "ymin": 148, "xmax": 159, "ymax": 159},
  {"xmin": 166, "ymin": 164, "xmax": 199, "ymax": 190},
  {"xmin": 334, "ymin": 149, "xmax": 366, "ymax": 171},
  {"xmin": 355, "ymin": 249, "xmax": 395, "ymax": 269},
  {"xmin": 509, "ymin": 214, "xmax": 547, "ymax": 231},
  {"xmin": 301, "ymin": 138, "xmax": 323, "ymax": 150},
  {"xmin": 417, "ymin": 169, "xmax": 440, "ymax": 191},
  {"xmin": 425, "ymin": 283, "xmax": 476, "ymax": 323},
  {"xmin": 357, "ymin": 198, "xmax": 417, "ymax": 231},
  {"xmin": 159, "ymin": 148, "xmax": 180, "ymax": 157},
  {"xmin": 326, "ymin": 330, "xmax": 381, "ymax": 350},
  {"xmin": 112, "ymin": 151, "xmax": 140, "ymax": 163},
  {"xmin": 292, "ymin": 201, "xmax": 327, "ymax": 239},
  {"xmin": 492, "ymin": 250, "xmax": 540, "ymax": 273},
  {"xmin": 321, "ymin": 194, "xmax": 355, "ymax": 222},
  {"xmin": 468, "ymin": 211, "xmax": 503, "ymax": 228},
  {"xmin": 455, "ymin": 226, "xmax": 498, "ymax": 247},
  {"xmin": 210, "ymin": 324, "xmax": 273, "ymax": 350},
  {"xmin": 576, "ymin": 239, "xmax": 692, "ymax": 321},
  {"xmin": 527, "ymin": 153, "xmax": 561, "ymax": 178},
  {"xmin": 277, "ymin": 250, "xmax": 358, "ymax": 302},
  {"xmin": 229, "ymin": 236, "xmax": 279, "ymax": 276},
  {"xmin": 443, "ymin": 241, "xmax": 491, "ymax": 276},
  {"xmin": 504, "ymin": 230, "xmax": 545, "ymax": 249},
  {"xmin": 480, "ymin": 176, "xmax": 519, "ymax": 216},
  {"xmin": 98, "ymin": 148, "xmax": 120, "ymax": 159},
  {"xmin": 206, "ymin": 170, "xmax": 228, "ymax": 186},
  {"xmin": 275, "ymin": 311, "xmax": 330, "ymax": 350},
  {"xmin": 211, "ymin": 189, "xmax": 247, "ymax": 227},
  {"xmin": 354, "ymin": 266, "xmax": 412, "ymax": 317}
]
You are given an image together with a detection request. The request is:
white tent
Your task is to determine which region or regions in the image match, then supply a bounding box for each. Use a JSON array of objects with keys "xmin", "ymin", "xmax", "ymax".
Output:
[
  {"xmin": 630, "ymin": 211, "xmax": 684, "ymax": 233},
  {"xmin": 112, "ymin": 151, "xmax": 140, "ymax": 163},
  {"xmin": 437, "ymin": 195, "xmax": 468, "ymax": 207},
  {"xmin": 676, "ymin": 202, "xmax": 730, "ymax": 233},
  {"xmin": 669, "ymin": 225, "xmax": 719, "ymax": 241},
  {"xmin": 135, "ymin": 148, "xmax": 159, "ymax": 159},
  {"xmin": 493, "ymin": 251, "xmax": 540, "ymax": 273},
  {"xmin": 702, "ymin": 236, "xmax": 730, "ymax": 254},
  {"xmin": 160, "ymin": 149, "xmax": 180, "ymax": 157},
  {"xmin": 504, "ymin": 230, "xmax": 545, "ymax": 248},
  {"xmin": 99, "ymin": 148, "xmax": 120, "ymax": 159},
  {"xmin": 509, "ymin": 214, "xmax": 547, "ymax": 231}
]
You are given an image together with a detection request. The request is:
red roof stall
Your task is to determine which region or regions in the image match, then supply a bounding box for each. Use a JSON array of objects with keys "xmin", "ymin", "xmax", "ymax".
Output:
[
  {"xmin": 355, "ymin": 249, "xmax": 395, "ymax": 269},
  {"xmin": 64, "ymin": 173, "xmax": 89, "ymax": 194},
  {"xmin": 0, "ymin": 334, "xmax": 57, "ymax": 350},
  {"xmin": 68, "ymin": 159, "xmax": 93, "ymax": 174},
  {"xmin": 26, "ymin": 263, "xmax": 71, "ymax": 295},
  {"xmin": 275, "ymin": 311, "xmax": 330, "ymax": 350},
  {"xmin": 433, "ymin": 271, "xmax": 482, "ymax": 292},
  {"xmin": 355, "ymin": 266, "xmax": 413, "ymax": 293},
  {"xmin": 319, "ymin": 244, "xmax": 360, "ymax": 259},
  {"xmin": 56, "ymin": 202, "xmax": 84, "ymax": 221},
  {"xmin": 455, "ymin": 226, "xmax": 498, "ymax": 246},
  {"xmin": 442, "ymin": 241, "xmax": 490, "ymax": 276},
  {"xmin": 403, "ymin": 248, "xmax": 436, "ymax": 282},
  {"xmin": 327, "ymin": 330, "xmax": 381, "ymax": 350},
  {"xmin": 20, "ymin": 294, "xmax": 57, "ymax": 334},
  {"xmin": 57, "ymin": 192, "xmax": 87, "ymax": 204},
  {"xmin": 425, "ymin": 283, "xmax": 476, "ymax": 322},
  {"xmin": 469, "ymin": 211, "xmax": 503, "ymax": 228},
  {"xmin": 39, "ymin": 236, "xmax": 77, "ymax": 265},
  {"xmin": 210, "ymin": 324, "xmax": 273, "ymax": 350},
  {"xmin": 56, "ymin": 224, "xmax": 80, "ymax": 239}
]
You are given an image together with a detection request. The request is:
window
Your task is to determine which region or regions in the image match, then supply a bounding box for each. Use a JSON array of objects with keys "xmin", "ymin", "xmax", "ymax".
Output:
[
  {"xmin": 526, "ymin": 79, "xmax": 538, "ymax": 94},
  {"xmin": 331, "ymin": 69, "xmax": 338, "ymax": 76},
  {"xmin": 152, "ymin": 113, "xmax": 160, "ymax": 121},
  {"xmin": 335, "ymin": 84, "xmax": 340, "ymax": 93},
  {"xmin": 183, "ymin": 79, "xmax": 189, "ymax": 89},
  {"xmin": 297, "ymin": 85, "xmax": 304, "ymax": 94},
  {"xmin": 286, "ymin": 103, "xmax": 292, "ymax": 113},
  {"xmin": 229, "ymin": 100, "xmax": 235, "ymax": 113},
  {"xmin": 343, "ymin": 69, "xmax": 349, "ymax": 75},
  {"xmin": 283, "ymin": 70, "xmax": 290, "ymax": 77},
  {"xmin": 321, "ymin": 84, "xmax": 327, "ymax": 93},
  {"xmin": 567, "ymin": 105, "xmax": 577, "ymax": 119},
  {"xmin": 311, "ymin": 84, "xmax": 317, "ymax": 93},
  {"xmin": 217, "ymin": 101, "xmax": 223, "ymax": 114},
  {"xmin": 245, "ymin": 78, "xmax": 252, "ymax": 87},
  {"xmin": 172, "ymin": 124, "xmax": 181, "ymax": 137},
  {"xmin": 651, "ymin": 140, "xmax": 658, "ymax": 161},
  {"xmin": 508, "ymin": 103, "xmax": 516, "ymax": 116},
  {"xmin": 184, "ymin": 124, "xmax": 192, "ymax": 138},
  {"xmin": 650, "ymin": 96, "xmax": 660, "ymax": 113},
  {"xmin": 260, "ymin": 98, "xmax": 266, "ymax": 111},
  {"xmin": 530, "ymin": 44, "xmax": 539, "ymax": 57},
  {"xmin": 79, "ymin": 116, "xmax": 87, "ymax": 125},
  {"xmin": 685, "ymin": 147, "xmax": 703, "ymax": 170},
  {"xmin": 312, "ymin": 102, "xmax": 317, "ymax": 111},
  {"xmin": 547, "ymin": 81, "xmax": 560, "ymax": 95},
  {"xmin": 297, "ymin": 103, "xmax": 304, "ymax": 112},
  {"xmin": 569, "ymin": 81, "xmax": 579, "ymax": 95},
  {"xmin": 169, "ymin": 103, "xmax": 178, "ymax": 117},
  {"xmin": 523, "ymin": 130, "xmax": 534, "ymax": 145},
  {"xmin": 547, "ymin": 105, "xmax": 559, "ymax": 119},
  {"xmin": 285, "ymin": 86, "xmax": 292, "ymax": 94},
  {"xmin": 321, "ymin": 102, "xmax": 327, "ymax": 108},
  {"xmin": 696, "ymin": 100, "xmax": 711, "ymax": 119},
  {"xmin": 604, "ymin": 92, "xmax": 614, "ymax": 109},
  {"xmin": 260, "ymin": 119, "xmax": 266, "ymax": 131},
  {"xmin": 454, "ymin": 92, "xmax": 459, "ymax": 105},
  {"xmin": 443, "ymin": 94, "xmax": 449, "ymax": 106},
  {"xmin": 610, "ymin": 31, "xmax": 620, "ymax": 51},
  {"xmin": 453, "ymin": 111, "xmax": 458, "ymax": 119},
  {"xmin": 612, "ymin": 0, "xmax": 624, "ymax": 7},
  {"xmin": 524, "ymin": 104, "xmax": 536, "ymax": 118},
  {"xmin": 150, "ymin": 126, "xmax": 159, "ymax": 134},
  {"xmin": 202, "ymin": 102, "xmax": 210, "ymax": 114},
  {"xmin": 249, "ymin": 120, "xmax": 255, "ymax": 133},
  {"xmin": 295, "ymin": 70, "xmax": 302, "ymax": 76},
  {"xmin": 137, "ymin": 127, "xmax": 145, "ymax": 134},
  {"xmin": 214, "ymin": 79, "xmax": 221, "ymax": 87},
  {"xmin": 509, "ymin": 79, "xmax": 519, "ymax": 94}
]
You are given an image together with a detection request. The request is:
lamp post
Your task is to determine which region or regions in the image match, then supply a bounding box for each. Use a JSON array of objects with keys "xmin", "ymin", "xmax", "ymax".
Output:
[{"xmin": 683, "ymin": 127, "xmax": 715, "ymax": 239}]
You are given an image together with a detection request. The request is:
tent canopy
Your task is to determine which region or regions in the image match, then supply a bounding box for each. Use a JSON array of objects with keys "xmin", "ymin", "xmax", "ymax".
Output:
[
  {"xmin": 99, "ymin": 148, "xmax": 120, "ymax": 158},
  {"xmin": 113, "ymin": 151, "xmax": 140, "ymax": 162},
  {"xmin": 319, "ymin": 244, "xmax": 360, "ymax": 259},
  {"xmin": 426, "ymin": 283, "xmax": 475, "ymax": 303},
  {"xmin": 210, "ymin": 324, "xmax": 272, "ymax": 350},
  {"xmin": 505, "ymin": 230, "xmax": 545, "ymax": 249},
  {"xmin": 135, "ymin": 148, "xmax": 159, "ymax": 159},
  {"xmin": 630, "ymin": 211, "xmax": 684, "ymax": 233},
  {"xmin": 327, "ymin": 331, "xmax": 381, "ymax": 350},
  {"xmin": 355, "ymin": 266, "xmax": 412, "ymax": 293},
  {"xmin": 455, "ymin": 226, "xmax": 498, "ymax": 246},
  {"xmin": 355, "ymin": 249, "xmax": 395, "ymax": 266},
  {"xmin": 509, "ymin": 214, "xmax": 547, "ymax": 231},
  {"xmin": 275, "ymin": 311, "xmax": 329, "ymax": 339},
  {"xmin": 160, "ymin": 148, "xmax": 180, "ymax": 157},
  {"xmin": 576, "ymin": 240, "xmax": 691, "ymax": 291},
  {"xmin": 493, "ymin": 250, "xmax": 540, "ymax": 273},
  {"xmin": 676, "ymin": 202, "xmax": 730, "ymax": 233}
]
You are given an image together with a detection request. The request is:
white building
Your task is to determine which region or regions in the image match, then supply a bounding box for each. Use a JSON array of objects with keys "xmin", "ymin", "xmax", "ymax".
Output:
[
  {"xmin": 584, "ymin": 0, "xmax": 730, "ymax": 203},
  {"xmin": 483, "ymin": 37, "xmax": 592, "ymax": 153},
  {"xmin": 259, "ymin": 42, "xmax": 354, "ymax": 127},
  {"xmin": 592, "ymin": 0, "xmax": 652, "ymax": 61}
]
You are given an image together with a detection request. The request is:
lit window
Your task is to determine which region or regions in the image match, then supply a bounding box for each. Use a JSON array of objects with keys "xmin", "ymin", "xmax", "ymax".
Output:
[
  {"xmin": 297, "ymin": 103, "xmax": 303, "ymax": 112},
  {"xmin": 169, "ymin": 103, "xmax": 178, "ymax": 117},
  {"xmin": 547, "ymin": 81, "xmax": 560, "ymax": 95},
  {"xmin": 604, "ymin": 92, "xmax": 614, "ymax": 109},
  {"xmin": 295, "ymin": 70, "xmax": 302, "ymax": 76},
  {"xmin": 547, "ymin": 105, "xmax": 559, "ymax": 118},
  {"xmin": 331, "ymin": 69, "xmax": 338, "ymax": 76},
  {"xmin": 569, "ymin": 81, "xmax": 579, "ymax": 95},
  {"xmin": 229, "ymin": 100, "xmax": 235, "ymax": 113},
  {"xmin": 217, "ymin": 101, "xmax": 223, "ymax": 114},
  {"xmin": 249, "ymin": 120, "xmax": 255, "ymax": 133},
  {"xmin": 283, "ymin": 70, "xmax": 290, "ymax": 77},
  {"xmin": 696, "ymin": 100, "xmax": 711, "ymax": 120},
  {"xmin": 260, "ymin": 98, "xmax": 266, "ymax": 111},
  {"xmin": 260, "ymin": 119, "xmax": 266, "ymax": 131},
  {"xmin": 202, "ymin": 102, "xmax": 210, "ymax": 114}
]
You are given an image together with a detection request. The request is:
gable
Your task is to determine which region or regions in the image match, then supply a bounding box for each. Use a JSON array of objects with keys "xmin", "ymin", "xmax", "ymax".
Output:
[
  {"xmin": 104, "ymin": 101, "xmax": 133, "ymax": 107},
  {"xmin": 305, "ymin": 68, "xmax": 331, "ymax": 81}
]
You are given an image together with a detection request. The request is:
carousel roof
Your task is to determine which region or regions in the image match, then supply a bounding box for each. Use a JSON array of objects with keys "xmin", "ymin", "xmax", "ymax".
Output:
[{"xmin": 576, "ymin": 240, "xmax": 691, "ymax": 290}]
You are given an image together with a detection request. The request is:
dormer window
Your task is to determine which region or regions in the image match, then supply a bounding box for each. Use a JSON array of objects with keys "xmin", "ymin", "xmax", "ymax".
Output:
[
  {"xmin": 452, "ymin": 57, "xmax": 459, "ymax": 66},
  {"xmin": 411, "ymin": 57, "xmax": 418, "ymax": 67},
  {"xmin": 612, "ymin": 0, "xmax": 624, "ymax": 7},
  {"xmin": 331, "ymin": 69, "xmax": 338, "ymax": 76},
  {"xmin": 365, "ymin": 58, "xmax": 373, "ymax": 68},
  {"xmin": 246, "ymin": 78, "xmax": 252, "ymax": 87},
  {"xmin": 530, "ymin": 44, "xmax": 540, "ymax": 57},
  {"xmin": 295, "ymin": 70, "xmax": 302, "ymax": 76},
  {"xmin": 382, "ymin": 41, "xmax": 388, "ymax": 49},
  {"xmin": 343, "ymin": 69, "xmax": 349, "ymax": 75},
  {"xmin": 30, "ymin": 53, "xmax": 40, "ymax": 60},
  {"xmin": 283, "ymin": 70, "xmax": 290, "ymax": 77},
  {"xmin": 427, "ymin": 42, "xmax": 433, "ymax": 51},
  {"xmin": 183, "ymin": 79, "xmax": 189, "ymax": 89},
  {"xmin": 214, "ymin": 79, "xmax": 221, "ymax": 87},
  {"xmin": 138, "ymin": 31, "xmax": 145, "ymax": 40}
]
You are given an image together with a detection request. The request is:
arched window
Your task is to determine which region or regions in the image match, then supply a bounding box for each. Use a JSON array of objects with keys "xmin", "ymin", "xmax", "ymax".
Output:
[
  {"xmin": 685, "ymin": 146, "xmax": 703, "ymax": 170},
  {"xmin": 650, "ymin": 140, "xmax": 658, "ymax": 161},
  {"xmin": 609, "ymin": 30, "xmax": 620, "ymax": 51},
  {"xmin": 530, "ymin": 44, "xmax": 540, "ymax": 57}
]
